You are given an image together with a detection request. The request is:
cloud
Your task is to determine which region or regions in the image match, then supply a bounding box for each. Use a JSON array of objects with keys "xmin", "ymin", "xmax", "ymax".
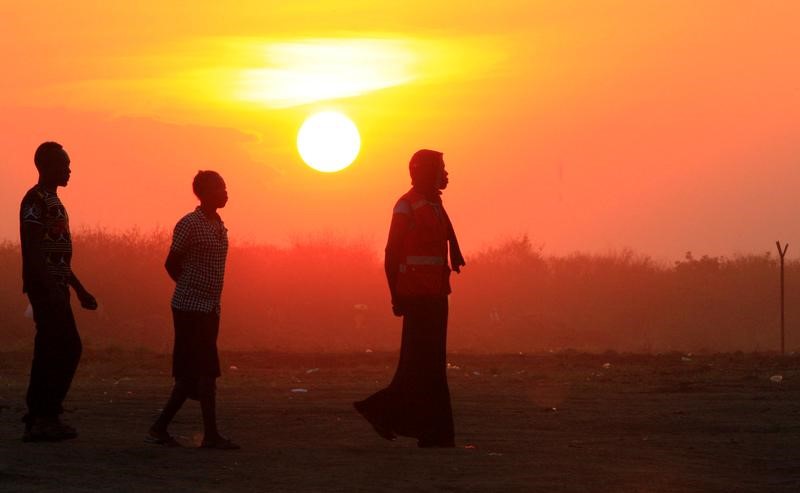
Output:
[{"xmin": 24, "ymin": 35, "xmax": 508, "ymax": 115}]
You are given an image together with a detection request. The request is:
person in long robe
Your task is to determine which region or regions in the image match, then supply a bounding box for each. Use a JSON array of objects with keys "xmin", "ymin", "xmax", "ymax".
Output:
[{"xmin": 354, "ymin": 149, "xmax": 465, "ymax": 448}]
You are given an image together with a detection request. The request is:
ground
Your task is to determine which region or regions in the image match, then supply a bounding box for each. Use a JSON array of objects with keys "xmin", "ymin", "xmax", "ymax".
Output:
[{"xmin": 1, "ymin": 350, "xmax": 799, "ymax": 492}]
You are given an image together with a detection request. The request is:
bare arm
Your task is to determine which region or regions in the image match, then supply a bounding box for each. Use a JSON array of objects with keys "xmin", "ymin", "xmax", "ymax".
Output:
[
  {"xmin": 68, "ymin": 272, "xmax": 86, "ymax": 292},
  {"xmin": 68, "ymin": 271, "xmax": 98, "ymax": 309},
  {"xmin": 165, "ymin": 249, "xmax": 186, "ymax": 283},
  {"xmin": 166, "ymin": 218, "xmax": 191, "ymax": 283}
]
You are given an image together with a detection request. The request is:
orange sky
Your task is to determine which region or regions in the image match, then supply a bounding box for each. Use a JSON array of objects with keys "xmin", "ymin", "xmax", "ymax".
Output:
[{"xmin": 1, "ymin": 1, "xmax": 799, "ymax": 259}]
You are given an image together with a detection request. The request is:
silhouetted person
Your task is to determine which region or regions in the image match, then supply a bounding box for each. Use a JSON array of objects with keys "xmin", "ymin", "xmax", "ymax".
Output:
[
  {"xmin": 148, "ymin": 171, "xmax": 239, "ymax": 449},
  {"xmin": 20, "ymin": 142, "xmax": 98, "ymax": 442},
  {"xmin": 354, "ymin": 149, "xmax": 466, "ymax": 447}
]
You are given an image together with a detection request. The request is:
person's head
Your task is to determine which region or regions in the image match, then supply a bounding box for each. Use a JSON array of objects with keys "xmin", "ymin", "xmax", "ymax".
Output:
[
  {"xmin": 409, "ymin": 149, "xmax": 448, "ymax": 190},
  {"xmin": 34, "ymin": 141, "xmax": 70, "ymax": 188},
  {"xmin": 192, "ymin": 170, "xmax": 228, "ymax": 209}
]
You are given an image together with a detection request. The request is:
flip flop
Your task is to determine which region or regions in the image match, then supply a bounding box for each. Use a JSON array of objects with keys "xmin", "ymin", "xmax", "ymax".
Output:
[
  {"xmin": 23, "ymin": 418, "xmax": 78, "ymax": 442},
  {"xmin": 145, "ymin": 429, "xmax": 182, "ymax": 447}
]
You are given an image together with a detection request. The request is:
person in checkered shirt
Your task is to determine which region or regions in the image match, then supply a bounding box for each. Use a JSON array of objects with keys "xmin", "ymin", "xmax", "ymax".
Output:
[{"xmin": 148, "ymin": 170, "xmax": 239, "ymax": 450}]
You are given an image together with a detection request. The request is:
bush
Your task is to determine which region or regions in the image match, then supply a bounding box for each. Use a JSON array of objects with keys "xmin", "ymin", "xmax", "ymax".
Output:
[{"xmin": 2, "ymin": 231, "xmax": 794, "ymax": 353}]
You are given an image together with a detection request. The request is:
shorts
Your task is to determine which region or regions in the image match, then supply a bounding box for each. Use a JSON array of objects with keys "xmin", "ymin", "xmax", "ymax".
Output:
[{"xmin": 171, "ymin": 308, "xmax": 221, "ymax": 379}]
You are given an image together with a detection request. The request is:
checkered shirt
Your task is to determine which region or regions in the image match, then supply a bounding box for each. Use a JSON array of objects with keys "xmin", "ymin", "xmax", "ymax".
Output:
[{"xmin": 170, "ymin": 207, "xmax": 228, "ymax": 314}]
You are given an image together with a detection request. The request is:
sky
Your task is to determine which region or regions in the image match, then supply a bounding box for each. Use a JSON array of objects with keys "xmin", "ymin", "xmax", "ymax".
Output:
[{"xmin": 1, "ymin": 1, "xmax": 799, "ymax": 260}]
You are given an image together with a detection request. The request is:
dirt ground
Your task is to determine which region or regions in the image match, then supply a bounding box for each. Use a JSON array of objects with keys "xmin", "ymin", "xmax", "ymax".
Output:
[{"xmin": 1, "ymin": 350, "xmax": 799, "ymax": 492}]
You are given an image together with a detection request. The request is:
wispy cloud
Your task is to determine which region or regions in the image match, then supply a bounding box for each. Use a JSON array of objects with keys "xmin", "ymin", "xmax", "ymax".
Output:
[
  {"xmin": 34, "ymin": 35, "xmax": 508, "ymax": 113},
  {"xmin": 231, "ymin": 38, "xmax": 418, "ymax": 107}
]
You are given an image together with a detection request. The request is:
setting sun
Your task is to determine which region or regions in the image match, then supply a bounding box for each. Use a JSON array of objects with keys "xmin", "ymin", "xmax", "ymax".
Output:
[{"xmin": 297, "ymin": 111, "xmax": 361, "ymax": 173}]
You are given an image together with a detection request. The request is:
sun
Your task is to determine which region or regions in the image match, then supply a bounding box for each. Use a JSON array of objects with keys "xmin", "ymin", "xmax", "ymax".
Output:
[{"xmin": 297, "ymin": 111, "xmax": 361, "ymax": 173}]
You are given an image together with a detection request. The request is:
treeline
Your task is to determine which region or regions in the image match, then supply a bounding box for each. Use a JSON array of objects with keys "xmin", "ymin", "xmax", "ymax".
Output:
[{"xmin": 1, "ymin": 231, "xmax": 797, "ymax": 353}]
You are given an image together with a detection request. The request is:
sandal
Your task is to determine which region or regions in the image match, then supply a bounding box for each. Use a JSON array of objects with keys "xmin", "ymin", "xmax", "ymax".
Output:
[
  {"xmin": 146, "ymin": 428, "xmax": 182, "ymax": 447},
  {"xmin": 200, "ymin": 436, "xmax": 240, "ymax": 450},
  {"xmin": 23, "ymin": 417, "xmax": 78, "ymax": 442}
]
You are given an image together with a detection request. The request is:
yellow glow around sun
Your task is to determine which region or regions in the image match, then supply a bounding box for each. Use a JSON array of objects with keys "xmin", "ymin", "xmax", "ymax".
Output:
[
  {"xmin": 234, "ymin": 39, "xmax": 416, "ymax": 108},
  {"xmin": 297, "ymin": 111, "xmax": 361, "ymax": 172},
  {"xmin": 44, "ymin": 35, "xmax": 508, "ymax": 120}
]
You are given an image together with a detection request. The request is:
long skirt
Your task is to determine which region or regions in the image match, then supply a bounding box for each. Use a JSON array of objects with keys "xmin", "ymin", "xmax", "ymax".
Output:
[{"xmin": 356, "ymin": 297, "xmax": 454, "ymax": 445}]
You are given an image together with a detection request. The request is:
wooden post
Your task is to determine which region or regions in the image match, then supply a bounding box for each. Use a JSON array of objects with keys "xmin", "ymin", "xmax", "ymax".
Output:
[{"xmin": 776, "ymin": 241, "xmax": 789, "ymax": 355}]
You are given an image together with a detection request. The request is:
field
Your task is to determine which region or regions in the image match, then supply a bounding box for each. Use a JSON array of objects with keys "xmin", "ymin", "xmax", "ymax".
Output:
[
  {"xmin": 4, "ymin": 234, "xmax": 799, "ymax": 354},
  {"xmin": 1, "ymin": 350, "xmax": 799, "ymax": 492}
]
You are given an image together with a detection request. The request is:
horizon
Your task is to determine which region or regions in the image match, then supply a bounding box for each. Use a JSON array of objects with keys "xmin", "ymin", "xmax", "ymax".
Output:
[
  {"xmin": 1, "ymin": 225, "xmax": 794, "ymax": 265},
  {"xmin": 2, "ymin": 231, "xmax": 796, "ymax": 354}
]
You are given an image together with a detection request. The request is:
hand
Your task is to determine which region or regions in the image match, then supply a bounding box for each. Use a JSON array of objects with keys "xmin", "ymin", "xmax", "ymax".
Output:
[
  {"xmin": 391, "ymin": 297, "xmax": 406, "ymax": 317},
  {"xmin": 450, "ymin": 249, "xmax": 466, "ymax": 274},
  {"xmin": 76, "ymin": 289, "xmax": 98, "ymax": 310}
]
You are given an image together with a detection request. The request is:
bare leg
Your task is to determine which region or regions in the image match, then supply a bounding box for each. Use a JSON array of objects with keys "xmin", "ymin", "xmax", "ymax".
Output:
[
  {"xmin": 151, "ymin": 379, "xmax": 190, "ymax": 433},
  {"xmin": 196, "ymin": 378, "xmax": 238, "ymax": 449},
  {"xmin": 198, "ymin": 377, "xmax": 219, "ymax": 440}
]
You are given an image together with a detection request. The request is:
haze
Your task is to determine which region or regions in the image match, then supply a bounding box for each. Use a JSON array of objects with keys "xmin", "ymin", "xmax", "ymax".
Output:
[{"xmin": 1, "ymin": 1, "xmax": 799, "ymax": 260}]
